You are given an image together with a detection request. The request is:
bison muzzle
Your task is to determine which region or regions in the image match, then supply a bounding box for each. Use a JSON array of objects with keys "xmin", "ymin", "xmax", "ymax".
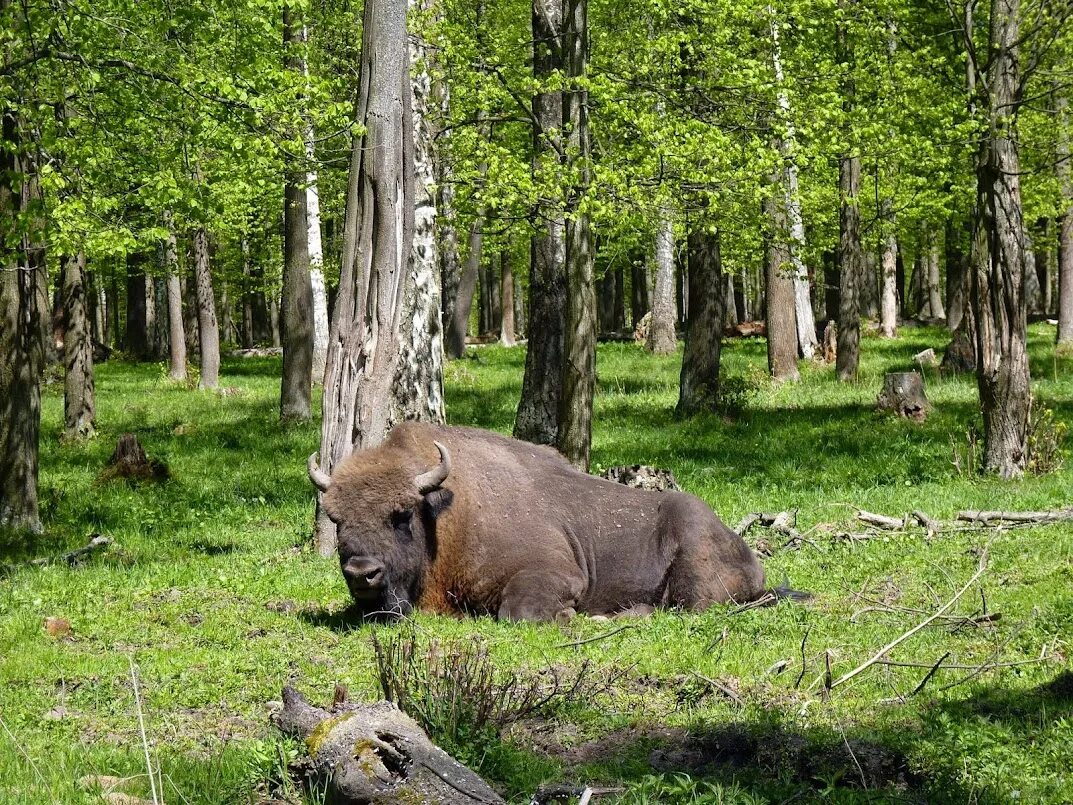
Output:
[{"xmin": 309, "ymin": 423, "xmax": 772, "ymax": 622}]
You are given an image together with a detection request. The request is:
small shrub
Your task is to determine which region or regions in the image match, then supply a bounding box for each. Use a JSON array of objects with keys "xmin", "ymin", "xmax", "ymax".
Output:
[
  {"xmin": 1026, "ymin": 401, "xmax": 1067, "ymax": 475},
  {"xmin": 371, "ymin": 626, "xmax": 607, "ymax": 755},
  {"xmin": 717, "ymin": 372, "xmax": 762, "ymax": 418}
]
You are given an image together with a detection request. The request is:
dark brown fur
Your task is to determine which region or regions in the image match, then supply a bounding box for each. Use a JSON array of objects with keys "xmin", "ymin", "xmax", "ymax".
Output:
[{"xmin": 323, "ymin": 423, "xmax": 766, "ymax": 621}]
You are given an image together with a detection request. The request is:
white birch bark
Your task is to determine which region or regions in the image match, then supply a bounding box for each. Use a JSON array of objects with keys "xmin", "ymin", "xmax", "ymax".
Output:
[
  {"xmin": 646, "ymin": 207, "xmax": 677, "ymax": 354},
  {"xmin": 300, "ymin": 25, "xmax": 330, "ymax": 384},
  {"xmin": 770, "ymin": 10, "xmax": 818, "ymax": 359}
]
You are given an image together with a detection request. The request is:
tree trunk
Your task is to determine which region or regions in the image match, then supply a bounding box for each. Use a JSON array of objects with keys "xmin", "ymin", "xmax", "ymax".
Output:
[
  {"xmin": 500, "ymin": 247, "xmax": 516, "ymax": 345},
  {"xmin": 945, "ymin": 217, "xmax": 967, "ymax": 331},
  {"xmin": 281, "ymin": 11, "xmax": 316, "ymax": 422},
  {"xmin": 723, "ymin": 273, "xmax": 738, "ymax": 328},
  {"xmin": 514, "ymin": 268, "xmax": 526, "ymax": 337},
  {"xmin": 823, "ymin": 250, "xmax": 839, "ymax": 323},
  {"xmin": 240, "ymin": 235, "xmax": 255, "ymax": 349},
  {"xmin": 1056, "ymin": 90, "xmax": 1072, "ymax": 347},
  {"xmin": 925, "ymin": 228, "xmax": 945, "ymax": 320},
  {"xmin": 125, "ymin": 253, "xmax": 150, "ymax": 360},
  {"xmin": 269, "ymin": 292, "xmax": 281, "ymax": 348},
  {"xmin": 972, "ymin": 0, "xmax": 1030, "ymax": 477},
  {"xmin": 192, "ymin": 226, "xmax": 221, "ymax": 389},
  {"xmin": 88, "ymin": 270, "xmax": 105, "ymax": 348},
  {"xmin": 62, "ymin": 252, "xmax": 96, "ymax": 440},
  {"xmin": 765, "ymin": 192, "xmax": 800, "ymax": 381},
  {"xmin": 835, "ymin": 3, "xmax": 861, "ymax": 381},
  {"xmin": 162, "ymin": 216, "xmax": 187, "ymax": 380},
  {"xmin": 677, "ymin": 227, "xmax": 726, "ymax": 415},
  {"xmin": 879, "ymin": 201, "xmax": 898, "ymax": 337},
  {"xmin": 0, "ymin": 112, "xmax": 47, "ymax": 533},
  {"xmin": 182, "ymin": 268, "xmax": 199, "ymax": 355},
  {"xmin": 514, "ymin": 0, "xmax": 565, "ymax": 446},
  {"xmin": 446, "ymin": 213, "xmax": 482, "ymax": 357},
  {"xmin": 769, "ymin": 16, "xmax": 819, "ymax": 360},
  {"xmin": 597, "ymin": 271, "xmax": 614, "ymax": 334},
  {"xmin": 613, "ymin": 265, "xmax": 625, "ymax": 330},
  {"xmin": 647, "ymin": 209, "xmax": 677, "ymax": 354},
  {"xmin": 556, "ymin": 0, "xmax": 595, "ymax": 470},
  {"xmin": 315, "ymin": 0, "xmax": 415, "ymax": 554},
  {"xmin": 630, "ymin": 260, "xmax": 648, "ymax": 327},
  {"xmin": 391, "ymin": 0, "xmax": 446, "ymax": 425},
  {"xmin": 1035, "ymin": 218, "xmax": 1052, "ymax": 314}
]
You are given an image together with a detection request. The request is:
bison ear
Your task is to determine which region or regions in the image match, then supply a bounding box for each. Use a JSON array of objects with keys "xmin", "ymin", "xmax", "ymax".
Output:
[{"xmin": 424, "ymin": 488, "xmax": 454, "ymax": 519}]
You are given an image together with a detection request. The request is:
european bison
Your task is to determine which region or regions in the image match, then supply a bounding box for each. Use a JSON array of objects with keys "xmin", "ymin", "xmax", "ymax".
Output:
[{"xmin": 308, "ymin": 423, "xmax": 771, "ymax": 621}]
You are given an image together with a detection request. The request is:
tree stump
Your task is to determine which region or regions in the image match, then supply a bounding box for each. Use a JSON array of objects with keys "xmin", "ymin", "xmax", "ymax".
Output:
[
  {"xmin": 822, "ymin": 320, "xmax": 837, "ymax": 363},
  {"xmin": 99, "ymin": 433, "xmax": 169, "ymax": 483},
  {"xmin": 272, "ymin": 686, "xmax": 505, "ymax": 804},
  {"xmin": 877, "ymin": 372, "xmax": 929, "ymax": 422}
]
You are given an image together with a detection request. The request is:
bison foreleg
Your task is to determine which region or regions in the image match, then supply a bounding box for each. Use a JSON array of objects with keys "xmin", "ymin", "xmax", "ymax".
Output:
[{"xmin": 497, "ymin": 569, "xmax": 585, "ymax": 622}]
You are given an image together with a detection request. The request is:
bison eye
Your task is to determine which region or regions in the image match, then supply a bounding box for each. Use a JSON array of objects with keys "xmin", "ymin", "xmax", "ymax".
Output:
[{"xmin": 391, "ymin": 509, "xmax": 414, "ymax": 542}]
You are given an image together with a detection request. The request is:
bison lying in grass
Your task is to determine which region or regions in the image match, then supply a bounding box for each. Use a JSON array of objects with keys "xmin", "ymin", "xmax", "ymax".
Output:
[{"xmin": 309, "ymin": 423, "xmax": 779, "ymax": 622}]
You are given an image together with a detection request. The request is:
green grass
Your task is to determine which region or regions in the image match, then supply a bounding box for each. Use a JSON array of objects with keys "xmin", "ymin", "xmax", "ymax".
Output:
[{"xmin": 1, "ymin": 326, "xmax": 1072, "ymax": 803}]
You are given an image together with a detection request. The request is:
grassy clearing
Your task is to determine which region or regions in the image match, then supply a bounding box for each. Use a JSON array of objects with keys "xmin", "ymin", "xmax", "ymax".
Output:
[{"xmin": 1, "ymin": 325, "xmax": 1071, "ymax": 803}]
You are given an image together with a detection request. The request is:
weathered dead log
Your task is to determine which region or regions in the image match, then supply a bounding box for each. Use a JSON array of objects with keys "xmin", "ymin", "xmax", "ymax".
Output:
[
  {"xmin": 98, "ymin": 434, "xmax": 169, "ymax": 483},
  {"xmin": 876, "ymin": 372, "xmax": 929, "ymax": 422},
  {"xmin": 957, "ymin": 509, "xmax": 1073, "ymax": 525},
  {"xmin": 272, "ymin": 686, "xmax": 504, "ymax": 804},
  {"xmin": 856, "ymin": 509, "xmax": 905, "ymax": 530}
]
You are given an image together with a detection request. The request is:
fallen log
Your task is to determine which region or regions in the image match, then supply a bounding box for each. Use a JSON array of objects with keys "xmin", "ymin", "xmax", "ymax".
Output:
[
  {"xmin": 856, "ymin": 510, "xmax": 905, "ymax": 530},
  {"xmin": 957, "ymin": 509, "xmax": 1073, "ymax": 525},
  {"xmin": 272, "ymin": 686, "xmax": 504, "ymax": 804}
]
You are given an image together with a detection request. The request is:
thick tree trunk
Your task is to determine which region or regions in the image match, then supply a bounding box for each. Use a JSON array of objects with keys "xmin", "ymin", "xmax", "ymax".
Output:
[
  {"xmin": 392, "ymin": 0, "xmax": 446, "ymax": 424},
  {"xmin": 0, "ymin": 115, "xmax": 47, "ymax": 533},
  {"xmin": 500, "ymin": 247, "xmax": 516, "ymax": 345},
  {"xmin": 125, "ymin": 253, "xmax": 150, "ymax": 360},
  {"xmin": 972, "ymin": 0, "xmax": 1030, "ymax": 477},
  {"xmin": 162, "ymin": 217, "xmax": 187, "ymax": 380},
  {"xmin": 723, "ymin": 274, "xmax": 738, "ymax": 328},
  {"xmin": 945, "ymin": 217, "xmax": 967, "ymax": 331},
  {"xmin": 1056, "ymin": 91, "xmax": 1072, "ymax": 347},
  {"xmin": 861, "ymin": 250, "xmax": 879, "ymax": 320},
  {"xmin": 62, "ymin": 252, "xmax": 96, "ymax": 440},
  {"xmin": 192, "ymin": 226, "xmax": 221, "ymax": 389},
  {"xmin": 557, "ymin": 0, "xmax": 595, "ymax": 470},
  {"xmin": 315, "ymin": 0, "xmax": 415, "ymax": 554},
  {"xmin": 879, "ymin": 203, "xmax": 898, "ymax": 337},
  {"xmin": 768, "ymin": 15, "xmax": 818, "ymax": 359},
  {"xmin": 281, "ymin": 14, "xmax": 316, "ymax": 422},
  {"xmin": 677, "ymin": 228, "xmax": 727, "ymax": 415},
  {"xmin": 515, "ymin": 0, "xmax": 565, "ymax": 446},
  {"xmin": 823, "ymin": 250, "xmax": 839, "ymax": 323},
  {"xmin": 765, "ymin": 192, "xmax": 800, "ymax": 381},
  {"xmin": 647, "ymin": 209, "xmax": 677, "ymax": 354}
]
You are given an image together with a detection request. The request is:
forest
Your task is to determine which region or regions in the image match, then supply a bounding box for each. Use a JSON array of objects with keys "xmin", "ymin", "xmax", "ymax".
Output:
[{"xmin": 1, "ymin": 0, "xmax": 1072, "ymax": 801}]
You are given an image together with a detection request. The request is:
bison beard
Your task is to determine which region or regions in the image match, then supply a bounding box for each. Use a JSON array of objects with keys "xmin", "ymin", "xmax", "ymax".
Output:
[{"xmin": 309, "ymin": 423, "xmax": 769, "ymax": 622}]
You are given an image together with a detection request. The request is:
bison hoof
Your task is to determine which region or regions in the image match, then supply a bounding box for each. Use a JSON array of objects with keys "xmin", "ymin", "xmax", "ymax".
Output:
[{"xmin": 555, "ymin": 607, "xmax": 577, "ymax": 624}]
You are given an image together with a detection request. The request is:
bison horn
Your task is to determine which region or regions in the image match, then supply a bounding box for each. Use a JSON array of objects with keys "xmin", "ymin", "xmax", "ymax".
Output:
[
  {"xmin": 308, "ymin": 452, "xmax": 332, "ymax": 493},
  {"xmin": 414, "ymin": 441, "xmax": 451, "ymax": 492}
]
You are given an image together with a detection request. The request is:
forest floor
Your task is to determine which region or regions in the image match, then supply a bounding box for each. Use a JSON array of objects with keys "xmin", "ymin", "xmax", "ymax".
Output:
[{"xmin": 2, "ymin": 324, "xmax": 1072, "ymax": 804}]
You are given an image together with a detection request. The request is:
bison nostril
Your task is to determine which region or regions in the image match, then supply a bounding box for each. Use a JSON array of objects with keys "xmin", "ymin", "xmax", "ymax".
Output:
[
  {"xmin": 365, "ymin": 567, "xmax": 383, "ymax": 585},
  {"xmin": 344, "ymin": 558, "xmax": 386, "ymax": 589}
]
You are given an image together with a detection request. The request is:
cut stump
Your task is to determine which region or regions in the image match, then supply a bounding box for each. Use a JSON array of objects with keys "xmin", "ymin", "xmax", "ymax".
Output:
[
  {"xmin": 272, "ymin": 686, "xmax": 505, "ymax": 804},
  {"xmin": 99, "ymin": 434, "xmax": 169, "ymax": 483},
  {"xmin": 877, "ymin": 372, "xmax": 929, "ymax": 422}
]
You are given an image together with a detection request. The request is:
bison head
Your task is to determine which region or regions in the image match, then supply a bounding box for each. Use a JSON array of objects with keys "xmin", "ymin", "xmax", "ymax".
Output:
[{"xmin": 308, "ymin": 442, "xmax": 454, "ymax": 621}]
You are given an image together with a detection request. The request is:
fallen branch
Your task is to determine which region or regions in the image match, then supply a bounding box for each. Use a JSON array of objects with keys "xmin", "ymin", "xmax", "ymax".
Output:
[
  {"xmin": 530, "ymin": 785, "xmax": 623, "ymax": 804},
  {"xmin": 957, "ymin": 509, "xmax": 1073, "ymax": 525},
  {"xmin": 830, "ymin": 551, "xmax": 988, "ymax": 691},
  {"xmin": 555, "ymin": 624, "xmax": 635, "ymax": 649},
  {"xmin": 856, "ymin": 510, "xmax": 905, "ymax": 530},
  {"xmin": 911, "ymin": 510, "xmax": 941, "ymax": 535},
  {"xmin": 690, "ymin": 672, "xmax": 744, "ymax": 706},
  {"xmin": 1, "ymin": 535, "xmax": 113, "ymax": 575}
]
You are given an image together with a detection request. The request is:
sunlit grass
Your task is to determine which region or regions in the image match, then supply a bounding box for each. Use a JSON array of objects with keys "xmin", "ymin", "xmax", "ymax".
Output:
[{"xmin": 0, "ymin": 324, "xmax": 1070, "ymax": 803}]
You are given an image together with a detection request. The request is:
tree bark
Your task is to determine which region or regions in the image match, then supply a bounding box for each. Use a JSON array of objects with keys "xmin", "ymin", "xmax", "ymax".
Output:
[
  {"xmin": 62, "ymin": 252, "xmax": 96, "ymax": 440},
  {"xmin": 556, "ymin": 0, "xmax": 596, "ymax": 470},
  {"xmin": 392, "ymin": 0, "xmax": 446, "ymax": 425},
  {"xmin": 647, "ymin": 209, "xmax": 677, "ymax": 354},
  {"xmin": 972, "ymin": 0, "xmax": 1030, "ymax": 477},
  {"xmin": 1035, "ymin": 218, "xmax": 1052, "ymax": 314},
  {"xmin": 1057, "ymin": 90, "xmax": 1073, "ymax": 348},
  {"xmin": 446, "ymin": 212, "xmax": 483, "ymax": 357},
  {"xmin": 765, "ymin": 192, "xmax": 800, "ymax": 381},
  {"xmin": 315, "ymin": 0, "xmax": 415, "ymax": 554},
  {"xmin": 945, "ymin": 217, "xmax": 967, "ymax": 331},
  {"xmin": 269, "ymin": 292, "xmax": 281, "ymax": 348},
  {"xmin": 879, "ymin": 201, "xmax": 898, "ymax": 337},
  {"xmin": 0, "ymin": 110, "xmax": 47, "ymax": 533},
  {"xmin": 630, "ymin": 260, "xmax": 648, "ymax": 328},
  {"xmin": 677, "ymin": 227, "xmax": 726, "ymax": 415},
  {"xmin": 281, "ymin": 9, "xmax": 316, "ymax": 422},
  {"xmin": 162, "ymin": 215, "xmax": 187, "ymax": 380},
  {"xmin": 500, "ymin": 246, "xmax": 516, "ymax": 345},
  {"xmin": 925, "ymin": 228, "xmax": 945, "ymax": 320},
  {"xmin": 515, "ymin": 0, "xmax": 565, "ymax": 446},
  {"xmin": 192, "ymin": 226, "xmax": 220, "ymax": 389}
]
